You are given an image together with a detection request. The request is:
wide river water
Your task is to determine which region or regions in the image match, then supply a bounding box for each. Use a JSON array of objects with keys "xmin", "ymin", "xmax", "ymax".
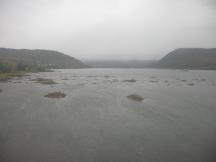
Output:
[{"xmin": 0, "ymin": 68, "xmax": 216, "ymax": 162}]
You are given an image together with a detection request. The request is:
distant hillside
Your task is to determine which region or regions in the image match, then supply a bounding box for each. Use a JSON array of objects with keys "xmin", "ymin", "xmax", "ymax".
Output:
[
  {"xmin": 83, "ymin": 60, "xmax": 157, "ymax": 68},
  {"xmin": 0, "ymin": 48, "xmax": 88, "ymax": 69},
  {"xmin": 157, "ymin": 48, "xmax": 216, "ymax": 69}
]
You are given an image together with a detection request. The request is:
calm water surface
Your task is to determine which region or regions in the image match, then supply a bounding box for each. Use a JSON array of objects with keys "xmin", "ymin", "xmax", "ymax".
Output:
[{"xmin": 0, "ymin": 69, "xmax": 216, "ymax": 162}]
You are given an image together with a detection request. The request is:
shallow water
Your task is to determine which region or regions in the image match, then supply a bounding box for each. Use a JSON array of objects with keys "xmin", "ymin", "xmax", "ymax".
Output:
[{"xmin": 0, "ymin": 68, "xmax": 216, "ymax": 162}]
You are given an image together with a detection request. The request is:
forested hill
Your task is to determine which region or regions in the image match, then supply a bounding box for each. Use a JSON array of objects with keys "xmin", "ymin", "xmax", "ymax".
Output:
[
  {"xmin": 157, "ymin": 48, "xmax": 216, "ymax": 69},
  {"xmin": 0, "ymin": 48, "xmax": 88, "ymax": 69}
]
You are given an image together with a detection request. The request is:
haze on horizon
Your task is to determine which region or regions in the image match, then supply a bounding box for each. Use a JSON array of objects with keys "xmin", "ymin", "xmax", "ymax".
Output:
[{"xmin": 0, "ymin": 0, "xmax": 216, "ymax": 60}]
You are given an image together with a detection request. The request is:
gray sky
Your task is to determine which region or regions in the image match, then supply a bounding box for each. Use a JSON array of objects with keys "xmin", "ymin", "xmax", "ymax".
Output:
[{"xmin": 0, "ymin": 0, "xmax": 216, "ymax": 60}]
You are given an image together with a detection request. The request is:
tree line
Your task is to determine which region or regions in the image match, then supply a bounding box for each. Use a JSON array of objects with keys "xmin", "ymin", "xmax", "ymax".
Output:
[{"xmin": 0, "ymin": 60, "xmax": 46, "ymax": 73}]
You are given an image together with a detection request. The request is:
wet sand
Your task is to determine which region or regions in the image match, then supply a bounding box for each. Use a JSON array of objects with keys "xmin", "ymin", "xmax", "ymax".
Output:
[{"xmin": 0, "ymin": 69, "xmax": 216, "ymax": 162}]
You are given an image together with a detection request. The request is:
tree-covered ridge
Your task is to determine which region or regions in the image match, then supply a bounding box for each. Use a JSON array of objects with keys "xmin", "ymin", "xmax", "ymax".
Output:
[
  {"xmin": 157, "ymin": 48, "xmax": 216, "ymax": 69},
  {"xmin": 0, "ymin": 48, "xmax": 88, "ymax": 69}
]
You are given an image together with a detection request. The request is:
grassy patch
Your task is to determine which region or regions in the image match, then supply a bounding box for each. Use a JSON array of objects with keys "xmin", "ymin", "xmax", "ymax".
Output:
[
  {"xmin": 32, "ymin": 78, "xmax": 56, "ymax": 85},
  {"xmin": 44, "ymin": 69, "xmax": 54, "ymax": 72},
  {"xmin": 123, "ymin": 79, "xmax": 136, "ymax": 82},
  {"xmin": 0, "ymin": 72, "xmax": 27, "ymax": 82},
  {"xmin": 44, "ymin": 92, "xmax": 66, "ymax": 98},
  {"xmin": 0, "ymin": 73, "xmax": 11, "ymax": 82},
  {"xmin": 127, "ymin": 94, "xmax": 144, "ymax": 102},
  {"xmin": 10, "ymin": 73, "xmax": 28, "ymax": 77}
]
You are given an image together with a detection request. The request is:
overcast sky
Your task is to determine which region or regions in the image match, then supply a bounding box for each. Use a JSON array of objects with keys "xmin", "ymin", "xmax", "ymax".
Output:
[{"xmin": 0, "ymin": 0, "xmax": 215, "ymax": 60}]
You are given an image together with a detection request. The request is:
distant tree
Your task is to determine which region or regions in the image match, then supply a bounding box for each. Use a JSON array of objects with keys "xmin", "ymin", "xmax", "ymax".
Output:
[
  {"xmin": 0, "ymin": 60, "xmax": 47, "ymax": 73},
  {"xmin": 0, "ymin": 61, "xmax": 12, "ymax": 72},
  {"xmin": 16, "ymin": 62, "xmax": 28, "ymax": 71}
]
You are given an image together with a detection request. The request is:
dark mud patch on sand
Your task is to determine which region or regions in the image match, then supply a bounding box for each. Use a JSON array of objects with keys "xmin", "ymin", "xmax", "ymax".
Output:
[
  {"xmin": 181, "ymin": 79, "xmax": 187, "ymax": 82},
  {"xmin": 149, "ymin": 80, "xmax": 159, "ymax": 83},
  {"xmin": 62, "ymin": 78, "xmax": 69, "ymax": 80},
  {"xmin": 127, "ymin": 94, "xmax": 144, "ymax": 102},
  {"xmin": 14, "ymin": 81, "xmax": 22, "ymax": 83},
  {"xmin": 196, "ymin": 78, "xmax": 206, "ymax": 82},
  {"xmin": 112, "ymin": 79, "xmax": 119, "ymax": 82},
  {"xmin": 44, "ymin": 92, "xmax": 66, "ymax": 98},
  {"xmin": 0, "ymin": 89, "xmax": 2, "ymax": 93},
  {"xmin": 123, "ymin": 79, "xmax": 136, "ymax": 82},
  {"xmin": 188, "ymin": 83, "xmax": 195, "ymax": 86}
]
